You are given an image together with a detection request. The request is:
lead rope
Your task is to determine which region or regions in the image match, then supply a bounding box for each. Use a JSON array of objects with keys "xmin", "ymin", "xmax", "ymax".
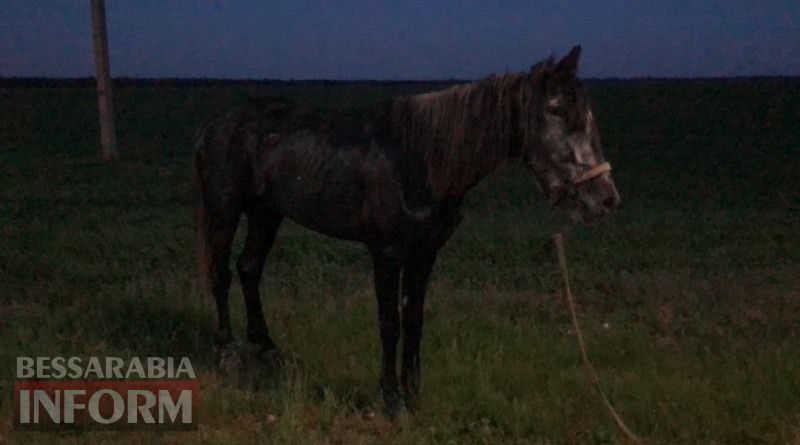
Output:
[{"xmin": 553, "ymin": 232, "xmax": 643, "ymax": 444}]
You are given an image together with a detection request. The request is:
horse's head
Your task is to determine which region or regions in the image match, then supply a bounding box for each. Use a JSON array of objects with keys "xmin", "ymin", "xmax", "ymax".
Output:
[{"xmin": 523, "ymin": 46, "xmax": 621, "ymax": 224}]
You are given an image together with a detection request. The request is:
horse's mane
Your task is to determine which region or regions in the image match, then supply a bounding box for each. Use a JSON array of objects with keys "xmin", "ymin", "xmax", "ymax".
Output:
[{"xmin": 390, "ymin": 59, "xmax": 554, "ymax": 199}]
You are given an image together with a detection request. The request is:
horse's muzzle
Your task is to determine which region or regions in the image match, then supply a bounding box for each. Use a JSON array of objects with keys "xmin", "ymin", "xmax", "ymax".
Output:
[{"xmin": 574, "ymin": 172, "xmax": 621, "ymax": 224}]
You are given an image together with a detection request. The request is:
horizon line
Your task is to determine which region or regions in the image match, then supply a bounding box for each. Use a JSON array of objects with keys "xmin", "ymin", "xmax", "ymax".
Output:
[{"xmin": 1, "ymin": 74, "xmax": 799, "ymax": 84}]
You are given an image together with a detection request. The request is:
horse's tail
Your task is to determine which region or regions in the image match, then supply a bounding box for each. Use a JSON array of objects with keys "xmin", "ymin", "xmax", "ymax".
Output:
[{"xmin": 193, "ymin": 127, "xmax": 212, "ymax": 295}]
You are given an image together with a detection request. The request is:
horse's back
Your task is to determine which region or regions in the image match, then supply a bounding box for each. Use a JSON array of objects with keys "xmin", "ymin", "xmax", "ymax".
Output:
[
  {"xmin": 194, "ymin": 98, "xmax": 459, "ymax": 246},
  {"xmin": 194, "ymin": 99, "xmax": 403, "ymax": 241}
]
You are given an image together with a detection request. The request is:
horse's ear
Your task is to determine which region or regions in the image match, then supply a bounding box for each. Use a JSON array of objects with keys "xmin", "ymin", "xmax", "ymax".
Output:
[
  {"xmin": 555, "ymin": 45, "xmax": 581, "ymax": 76},
  {"xmin": 530, "ymin": 56, "xmax": 555, "ymax": 74}
]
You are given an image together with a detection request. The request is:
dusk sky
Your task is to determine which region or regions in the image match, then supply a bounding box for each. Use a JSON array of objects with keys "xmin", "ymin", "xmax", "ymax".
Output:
[{"xmin": 1, "ymin": 0, "xmax": 798, "ymax": 80}]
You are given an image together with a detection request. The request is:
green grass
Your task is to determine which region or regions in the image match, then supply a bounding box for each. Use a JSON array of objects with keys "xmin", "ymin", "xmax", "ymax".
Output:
[{"xmin": 1, "ymin": 78, "xmax": 799, "ymax": 444}]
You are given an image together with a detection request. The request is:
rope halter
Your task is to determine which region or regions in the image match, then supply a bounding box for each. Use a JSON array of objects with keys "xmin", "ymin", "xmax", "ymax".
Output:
[
  {"xmin": 546, "ymin": 161, "xmax": 613, "ymax": 208},
  {"xmin": 571, "ymin": 161, "xmax": 611, "ymax": 186}
]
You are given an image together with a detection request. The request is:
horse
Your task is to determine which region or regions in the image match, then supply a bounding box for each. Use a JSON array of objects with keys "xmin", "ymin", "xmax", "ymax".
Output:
[{"xmin": 193, "ymin": 46, "xmax": 621, "ymax": 416}]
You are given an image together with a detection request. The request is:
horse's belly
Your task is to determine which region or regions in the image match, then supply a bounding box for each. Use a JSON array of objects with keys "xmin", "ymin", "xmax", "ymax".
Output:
[
  {"xmin": 259, "ymin": 136, "xmax": 409, "ymax": 242},
  {"xmin": 268, "ymin": 177, "xmax": 367, "ymax": 241}
]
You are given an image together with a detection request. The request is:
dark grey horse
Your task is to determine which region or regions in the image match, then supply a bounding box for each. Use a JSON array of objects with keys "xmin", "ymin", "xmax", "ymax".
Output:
[{"xmin": 194, "ymin": 46, "xmax": 620, "ymax": 416}]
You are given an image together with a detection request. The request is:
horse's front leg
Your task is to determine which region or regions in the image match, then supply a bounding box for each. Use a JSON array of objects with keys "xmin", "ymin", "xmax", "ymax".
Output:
[
  {"xmin": 401, "ymin": 249, "xmax": 437, "ymax": 411},
  {"xmin": 370, "ymin": 246, "xmax": 402, "ymax": 418}
]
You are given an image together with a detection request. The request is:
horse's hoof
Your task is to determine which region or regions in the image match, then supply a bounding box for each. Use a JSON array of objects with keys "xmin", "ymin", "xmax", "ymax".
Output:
[
  {"xmin": 403, "ymin": 396, "xmax": 419, "ymax": 414},
  {"xmin": 217, "ymin": 339, "xmax": 244, "ymax": 373},
  {"xmin": 256, "ymin": 347, "xmax": 285, "ymax": 371},
  {"xmin": 383, "ymin": 398, "xmax": 405, "ymax": 420}
]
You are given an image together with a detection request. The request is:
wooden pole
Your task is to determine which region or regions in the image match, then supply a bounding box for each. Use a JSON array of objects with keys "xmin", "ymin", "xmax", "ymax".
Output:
[{"xmin": 91, "ymin": 0, "xmax": 118, "ymax": 162}]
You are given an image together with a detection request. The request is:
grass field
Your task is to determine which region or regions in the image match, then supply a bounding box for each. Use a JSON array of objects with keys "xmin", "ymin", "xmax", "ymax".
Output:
[{"xmin": 1, "ymin": 77, "xmax": 799, "ymax": 444}]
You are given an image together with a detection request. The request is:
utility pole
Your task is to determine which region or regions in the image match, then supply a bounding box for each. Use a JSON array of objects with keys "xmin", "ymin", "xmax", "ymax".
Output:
[{"xmin": 91, "ymin": 0, "xmax": 118, "ymax": 162}]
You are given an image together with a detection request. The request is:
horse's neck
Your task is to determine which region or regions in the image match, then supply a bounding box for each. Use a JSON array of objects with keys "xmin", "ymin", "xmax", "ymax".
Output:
[{"xmin": 397, "ymin": 79, "xmax": 522, "ymax": 201}]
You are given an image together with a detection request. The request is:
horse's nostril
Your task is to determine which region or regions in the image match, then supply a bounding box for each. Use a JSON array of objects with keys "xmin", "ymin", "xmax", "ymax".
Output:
[{"xmin": 602, "ymin": 196, "xmax": 618, "ymax": 209}]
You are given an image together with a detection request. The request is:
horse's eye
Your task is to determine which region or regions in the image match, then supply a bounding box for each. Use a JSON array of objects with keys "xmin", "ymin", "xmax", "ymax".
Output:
[{"xmin": 547, "ymin": 106, "xmax": 567, "ymax": 119}]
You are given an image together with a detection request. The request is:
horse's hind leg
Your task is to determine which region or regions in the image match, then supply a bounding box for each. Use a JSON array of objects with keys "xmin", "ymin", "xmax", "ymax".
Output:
[
  {"xmin": 237, "ymin": 206, "xmax": 283, "ymax": 356},
  {"xmin": 208, "ymin": 216, "xmax": 239, "ymax": 345}
]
